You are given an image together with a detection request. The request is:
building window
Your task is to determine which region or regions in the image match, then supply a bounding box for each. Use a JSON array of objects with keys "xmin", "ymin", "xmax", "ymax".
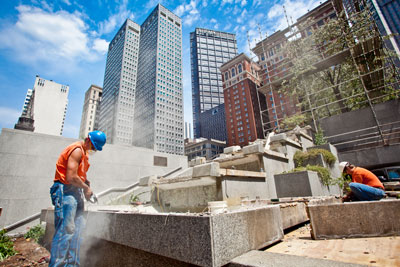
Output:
[
  {"xmin": 238, "ymin": 64, "xmax": 242, "ymax": 73},
  {"xmin": 231, "ymin": 68, "xmax": 236, "ymax": 77},
  {"xmin": 225, "ymin": 72, "xmax": 229, "ymax": 81}
]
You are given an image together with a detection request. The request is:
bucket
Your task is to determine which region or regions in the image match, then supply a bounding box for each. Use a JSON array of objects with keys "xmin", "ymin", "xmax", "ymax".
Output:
[{"xmin": 208, "ymin": 201, "xmax": 227, "ymax": 214}]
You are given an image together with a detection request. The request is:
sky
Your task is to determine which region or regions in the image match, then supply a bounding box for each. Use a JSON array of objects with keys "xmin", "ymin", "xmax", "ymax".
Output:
[{"xmin": 0, "ymin": 0, "xmax": 321, "ymax": 138}]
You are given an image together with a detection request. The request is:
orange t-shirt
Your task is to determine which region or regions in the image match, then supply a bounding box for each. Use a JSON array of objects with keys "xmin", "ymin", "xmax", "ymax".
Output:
[
  {"xmin": 351, "ymin": 167, "xmax": 384, "ymax": 189},
  {"xmin": 54, "ymin": 141, "xmax": 90, "ymax": 184}
]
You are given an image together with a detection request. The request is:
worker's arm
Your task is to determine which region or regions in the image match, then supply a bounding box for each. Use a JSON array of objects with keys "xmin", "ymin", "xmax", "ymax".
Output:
[{"xmin": 66, "ymin": 148, "xmax": 93, "ymax": 200}]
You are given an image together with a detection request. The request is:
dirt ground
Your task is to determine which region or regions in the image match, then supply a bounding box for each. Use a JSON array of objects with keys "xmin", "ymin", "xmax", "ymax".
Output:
[{"xmin": 0, "ymin": 237, "xmax": 49, "ymax": 267}]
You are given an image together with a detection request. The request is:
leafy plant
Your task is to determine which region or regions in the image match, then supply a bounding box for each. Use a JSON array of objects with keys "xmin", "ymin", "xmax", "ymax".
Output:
[
  {"xmin": 24, "ymin": 224, "xmax": 45, "ymax": 243},
  {"xmin": 280, "ymin": 113, "xmax": 308, "ymax": 131},
  {"xmin": 314, "ymin": 126, "xmax": 327, "ymax": 145},
  {"xmin": 294, "ymin": 149, "xmax": 336, "ymax": 167},
  {"xmin": 0, "ymin": 229, "xmax": 16, "ymax": 261},
  {"xmin": 129, "ymin": 191, "xmax": 147, "ymax": 204}
]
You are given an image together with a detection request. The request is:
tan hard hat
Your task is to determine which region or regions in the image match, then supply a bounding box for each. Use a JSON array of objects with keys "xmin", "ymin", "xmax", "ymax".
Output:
[{"xmin": 339, "ymin": 161, "xmax": 349, "ymax": 173}]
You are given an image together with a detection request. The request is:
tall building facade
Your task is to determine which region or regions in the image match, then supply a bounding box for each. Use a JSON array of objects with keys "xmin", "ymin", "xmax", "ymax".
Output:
[
  {"xmin": 190, "ymin": 28, "xmax": 238, "ymax": 138},
  {"xmin": 79, "ymin": 85, "xmax": 102, "ymax": 139},
  {"xmin": 221, "ymin": 53, "xmax": 266, "ymax": 147},
  {"xmin": 132, "ymin": 5, "xmax": 184, "ymax": 155},
  {"xmin": 21, "ymin": 89, "xmax": 33, "ymax": 116},
  {"xmin": 16, "ymin": 75, "xmax": 69, "ymax": 136},
  {"xmin": 199, "ymin": 103, "xmax": 227, "ymax": 142},
  {"xmin": 341, "ymin": 0, "xmax": 400, "ymax": 57},
  {"xmin": 98, "ymin": 19, "xmax": 141, "ymax": 145}
]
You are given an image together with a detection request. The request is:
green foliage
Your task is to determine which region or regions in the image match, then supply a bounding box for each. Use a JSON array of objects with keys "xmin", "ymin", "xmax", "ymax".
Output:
[
  {"xmin": 0, "ymin": 229, "xmax": 16, "ymax": 261},
  {"xmin": 280, "ymin": 113, "xmax": 308, "ymax": 131},
  {"xmin": 285, "ymin": 165, "xmax": 333, "ymax": 186},
  {"xmin": 294, "ymin": 149, "xmax": 336, "ymax": 167},
  {"xmin": 24, "ymin": 224, "xmax": 45, "ymax": 243},
  {"xmin": 130, "ymin": 191, "xmax": 147, "ymax": 204},
  {"xmin": 314, "ymin": 127, "xmax": 327, "ymax": 145}
]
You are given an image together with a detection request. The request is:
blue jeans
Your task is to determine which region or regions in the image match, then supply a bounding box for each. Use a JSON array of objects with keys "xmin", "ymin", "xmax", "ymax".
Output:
[
  {"xmin": 349, "ymin": 182, "xmax": 385, "ymax": 201},
  {"xmin": 49, "ymin": 182, "xmax": 85, "ymax": 267}
]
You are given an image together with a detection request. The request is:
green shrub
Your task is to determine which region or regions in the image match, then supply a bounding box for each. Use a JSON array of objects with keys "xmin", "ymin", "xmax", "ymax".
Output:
[
  {"xmin": 314, "ymin": 127, "xmax": 327, "ymax": 145},
  {"xmin": 281, "ymin": 113, "xmax": 308, "ymax": 131},
  {"xmin": 294, "ymin": 149, "xmax": 336, "ymax": 167},
  {"xmin": 0, "ymin": 229, "xmax": 16, "ymax": 261},
  {"xmin": 24, "ymin": 224, "xmax": 45, "ymax": 243}
]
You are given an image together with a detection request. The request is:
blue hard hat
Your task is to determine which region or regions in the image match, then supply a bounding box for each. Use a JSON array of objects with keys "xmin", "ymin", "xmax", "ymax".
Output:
[{"xmin": 88, "ymin": 130, "xmax": 106, "ymax": 151}]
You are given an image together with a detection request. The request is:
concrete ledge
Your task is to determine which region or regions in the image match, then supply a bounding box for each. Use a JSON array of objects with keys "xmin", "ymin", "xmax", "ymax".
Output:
[
  {"xmin": 193, "ymin": 162, "xmax": 221, "ymax": 178},
  {"xmin": 308, "ymin": 199, "xmax": 400, "ymax": 239},
  {"xmin": 220, "ymin": 169, "xmax": 266, "ymax": 178},
  {"xmin": 44, "ymin": 205, "xmax": 283, "ymax": 267},
  {"xmin": 242, "ymin": 143, "xmax": 264, "ymax": 155},
  {"xmin": 224, "ymin": 146, "xmax": 241, "ymax": 154}
]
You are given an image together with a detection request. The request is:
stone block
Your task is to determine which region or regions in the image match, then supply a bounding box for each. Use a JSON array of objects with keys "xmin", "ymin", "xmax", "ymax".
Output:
[
  {"xmin": 279, "ymin": 202, "xmax": 309, "ymax": 230},
  {"xmin": 44, "ymin": 205, "xmax": 284, "ymax": 267},
  {"xmin": 270, "ymin": 133, "xmax": 287, "ymax": 142},
  {"xmin": 242, "ymin": 143, "xmax": 264, "ymax": 155},
  {"xmin": 274, "ymin": 171, "xmax": 339, "ymax": 198},
  {"xmin": 193, "ymin": 162, "xmax": 221, "ymax": 178},
  {"xmin": 224, "ymin": 146, "xmax": 241, "ymax": 154},
  {"xmin": 308, "ymin": 199, "xmax": 400, "ymax": 239},
  {"xmin": 139, "ymin": 175, "xmax": 157, "ymax": 186},
  {"xmin": 152, "ymin": 176, "xmax": 219, "ymax": 212}
]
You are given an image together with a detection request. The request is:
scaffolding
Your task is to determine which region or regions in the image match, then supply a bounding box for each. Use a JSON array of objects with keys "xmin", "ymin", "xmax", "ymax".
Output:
[{"xmin": 252, "ymin": 0, "xmax": 400, "ymax": 153}]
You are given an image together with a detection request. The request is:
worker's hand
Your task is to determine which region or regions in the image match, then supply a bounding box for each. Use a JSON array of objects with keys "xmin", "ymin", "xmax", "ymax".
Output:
[{"xmin": 84, "ymin": 187, "xmax": 93, "ymax": 201}]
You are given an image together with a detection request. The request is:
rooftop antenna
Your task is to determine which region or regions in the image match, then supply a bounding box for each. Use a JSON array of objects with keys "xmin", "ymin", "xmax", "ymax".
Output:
[
  {"xmin": 258, "ymin": 24, "xmax": 263, "ymax": 42},
  {"xmin": 247, "ymin": 31, "xmax": 253, "ymax": 56}
]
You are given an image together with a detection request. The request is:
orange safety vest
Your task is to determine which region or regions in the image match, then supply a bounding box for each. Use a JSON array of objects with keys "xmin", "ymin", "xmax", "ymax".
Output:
[{"xmin": 54, "ymin": 141, "xmax": 90, "ymax": 184}]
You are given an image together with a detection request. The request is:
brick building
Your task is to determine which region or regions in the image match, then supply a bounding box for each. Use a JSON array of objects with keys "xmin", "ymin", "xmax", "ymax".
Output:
[{"xmin": 220, "ymin": 53, "xmax": 266, "ymax": 146}]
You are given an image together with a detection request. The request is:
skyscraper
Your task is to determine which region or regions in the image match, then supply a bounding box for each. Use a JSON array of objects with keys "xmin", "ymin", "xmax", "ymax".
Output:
[
  {"xmin": 98, "ymin": 19, "xmax": 141, "ymax": 145},
  {"xmin": 221, "ymin": 53, "xmax": 266, "ymax": 146},
  {"xmin": 79, "ymin": 84, "xmax": 102, "ymax": 139},
  {"xmin": 15, "ymin": 75, "xmax": 69, "ymax": 136},
  {"xmin": 190, "ymin": 28, "xmax": 238, "ymax": 138},
  {"xmin": 132, "ymin": 4, "xmax": 184, "ymax": 155}
]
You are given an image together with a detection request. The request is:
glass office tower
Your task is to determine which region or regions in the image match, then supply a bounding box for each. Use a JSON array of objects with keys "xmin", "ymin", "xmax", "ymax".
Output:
[
  {"xmin": 190, "ymin": 28, "xmax": 238, "ymax": 138},
  {"xmin": 133, "ymin": 4, "xmax": 184, "ymax": 155},
  {"xmin": 98, "ymin": 19, "xmax": 141, "ymax": 145}
]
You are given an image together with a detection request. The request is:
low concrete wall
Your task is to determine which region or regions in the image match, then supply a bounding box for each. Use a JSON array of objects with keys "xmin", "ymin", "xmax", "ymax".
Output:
[
  {"xmin": 43, "ymin": 206, "xmax": 283, "ymax": 267},
  {"xmin": 0, "ymin": 128, "xmax": 187, "ymax": 230},
  {"xmin": 308, "ymin": 199, "xmax": 400, "ymax": 239}
]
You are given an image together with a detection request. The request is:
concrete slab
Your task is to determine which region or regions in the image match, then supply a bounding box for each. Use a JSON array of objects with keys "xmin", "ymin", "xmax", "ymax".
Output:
[
  {"xmin": 139, "ymin": 175, "xmax": 157, "ymax": 186},
  {"xmin": 279, "ymin": 202, "xmax": 309, "ymax": 230},
  {"xmin": 192, "ymin": 162, "xmax": 221, "ymax": 178},
  {"xmin": 228, "ymin": 250, "xmax": 364, "ymax": 267},
  {"xmin": 242, "ymin": 143, "xmax": 264, "ymax": 155},
  {"xmin": 308, "ymin": 199, "xmax": 400, "ymax": 239},
  {"xmin": 274, "ymin": 171, "xmax": 339, "ymax": 198},
  {"xmin": 43, "ymin": 205, "xmax": 284, "ymax": 267},
  {"xmin": 224, "ymin": 146, "xmax": 241, "ymax": 154}
]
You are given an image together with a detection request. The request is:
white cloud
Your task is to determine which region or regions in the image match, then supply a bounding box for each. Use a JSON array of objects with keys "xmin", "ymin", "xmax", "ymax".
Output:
[
  {"xmin": 98, "ymin": 0, "xmax": 133, "ymax": 35},
  {"xmin": 0, "ymin": 5, "xmax": 108, "ymax": 70},
  {"xmin": 92, "ymin": 38, "xmax": 109, "ymax": 54},
  {"xmin": 175, "ymin": 1, "xmax": 201, "ymax": 27},
  {"xmin": 240, "ymin": 0, "xmax": 247, "ymax": 6},
  {"xmin": 0, "ymin": 107, "xmax": 20, "ymax": 127},
  {"xmin": 210, "ymin": 18, "xmax": 217, "ymax": 24},
  {"xmin": 267, "ymin": 0, "xmax": 320, "ymax": 31},
  {"xmin": 236, "ymin": 9, "xmax": 247, "ymax": 23},
  {"xmin": 61, "ymin": 0, "xmax": 72, "ymax": 5}
]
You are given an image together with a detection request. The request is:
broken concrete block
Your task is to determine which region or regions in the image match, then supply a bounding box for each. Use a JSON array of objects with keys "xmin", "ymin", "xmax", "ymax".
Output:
[
  {"xmin": 139, "ymin": 175, "xmax": 157, "ymax": 186},
  {"xmin": 192, "ymin": 162, "xmax": 221, "ymax": 178},
  {"xmin": 279, "ymin": 202, "xmax": 308, "ymax": 230},
  {"xmin": 269, "ymin": 133, "xmax": 287, "ymax": 142},
  {"xmin": 308, "ymin": 199, "xmax": 400, "ymax": 239},
  {"xmin": 224, "ymin": 146, "xmax": 241, "ymax": 154},
  {"xmin": 242, "ymin": 143, "xmax": 264, "ymax": 155}
]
